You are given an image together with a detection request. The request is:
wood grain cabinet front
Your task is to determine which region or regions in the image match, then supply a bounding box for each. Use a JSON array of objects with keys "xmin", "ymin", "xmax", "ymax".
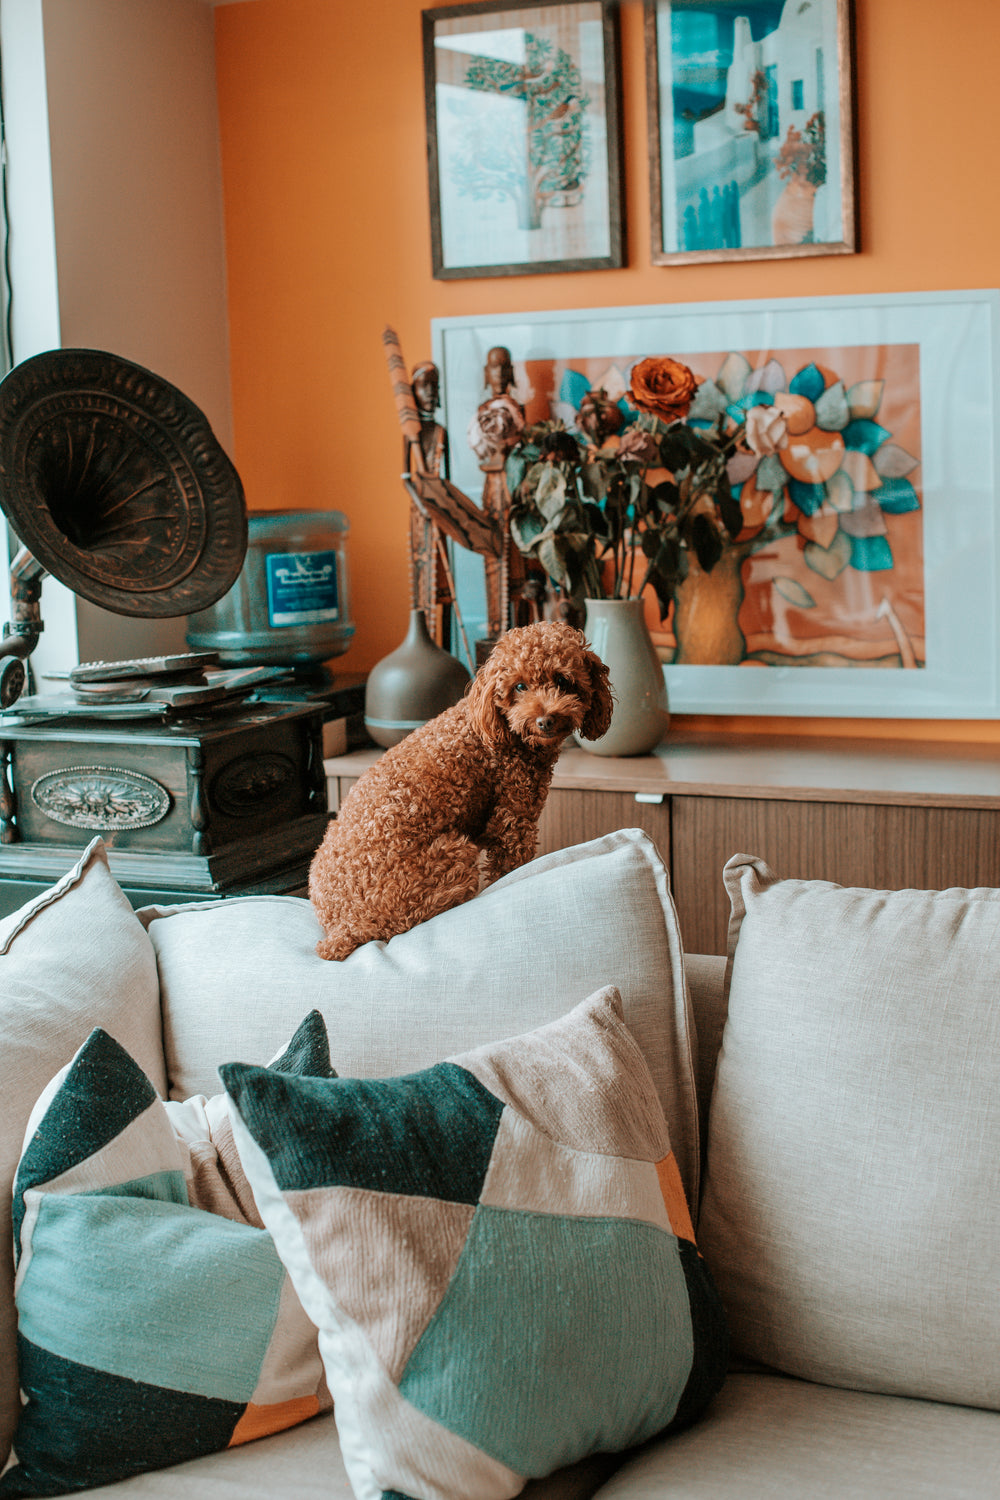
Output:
[{"xmin": 325, "ymin": 736, "xmax": 1000, "ymax": 957}]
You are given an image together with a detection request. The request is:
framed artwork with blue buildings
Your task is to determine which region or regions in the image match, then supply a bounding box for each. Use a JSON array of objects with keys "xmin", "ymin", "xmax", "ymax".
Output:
[{"xmin": 644, "ymin": 0, "xmax": 857, "ymax": 265}]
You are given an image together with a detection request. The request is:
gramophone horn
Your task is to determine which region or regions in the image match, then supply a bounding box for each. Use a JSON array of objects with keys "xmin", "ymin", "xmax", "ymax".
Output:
[{"xmin": 0, "ymin": 348, "xmax": 247, "ymax": 618}]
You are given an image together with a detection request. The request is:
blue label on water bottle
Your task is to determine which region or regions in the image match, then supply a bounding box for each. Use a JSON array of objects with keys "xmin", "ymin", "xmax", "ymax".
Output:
[{"xmin": 265, "ymin": 550, "xmax": 340, "ymax": 627}]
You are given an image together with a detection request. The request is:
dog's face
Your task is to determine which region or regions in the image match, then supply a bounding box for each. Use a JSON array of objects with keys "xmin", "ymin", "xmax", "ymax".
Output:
[
  {"xmin": 466, "ymin": 621, "xmax": 614, "ymax": 752},
  {"xmin": 501, "ymin": 666, "xmax": 590, "ymax": 748}
]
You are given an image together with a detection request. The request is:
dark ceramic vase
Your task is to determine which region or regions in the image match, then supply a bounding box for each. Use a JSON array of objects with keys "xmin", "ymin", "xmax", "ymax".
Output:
[{"xmin": 364, "ymin": 609, "xmax": 471, "ymax": 748}]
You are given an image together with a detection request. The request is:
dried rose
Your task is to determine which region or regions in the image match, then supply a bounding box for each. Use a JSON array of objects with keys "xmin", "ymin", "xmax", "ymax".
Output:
[
  {"xmin": 539, "ymin": 430, "xmax": 582, "ymax": 464},
  {"xmin": 628, "ymin": 356, "xmax": 698, "ymax": 424},
  {"xmin": 467, "ymin": 395, "xmax": 525, "ymax": 462},
  {"xmin": 745, "ymin": 403, "xmax": 789, "ymax": 457},
  {"xmin": 616, "ymin": 427, "xmax": 662, "ymax": 467},
  {"xmin": 576, "ymin": 388, "xmax": 624, "ymax": 444}
]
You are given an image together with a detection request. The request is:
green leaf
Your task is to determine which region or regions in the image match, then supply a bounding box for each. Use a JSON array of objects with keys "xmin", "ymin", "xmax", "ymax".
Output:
[
  {"xmin": 717, "ymin": 484, "xmax": 743, "ymax": 539},
  {"xmin": 649, "ymin": 479, "xmax": 681, "ymax": 513},
  {"xmin": 874, "ymin": 476, "xmax": 920, "ymax": 514},
  {"xmin": 755, "ymin": 454, "xmax": 788, "ymax": 493},
  {"xmin": 687, "ymin": 378, "xmax": 729, "ymax": 423},
  {"xmin": 505, "ymin": 451, "xmax": 528, "ymax": 494},
  {"xmin": 814, "ymin": 380, "xmax": 849, "ymax": 432},
  {"xmin": 690, "ymin": 513, "xmax": 723, "ymax": 573},
  {"xmin": 842, "ymin": 418, "xmax": 890, "ymax": 455},
  {"xmin": 535, "ymin": 467, "xmax": 568, "ymax": 521},
  {"xmin": 773, "ymin": 576, "xmax": 817, "ymax": 609},
  {"xmin": 716, "ymin": 351, "xmax": 753, "ymax": 402},
  {"xmin": 804, "ymin": 530, "xmax": 851, "ymax": 580},
  {"xmin": 579, "ymin": 460, "xmax": 610, "ymax": 502},
  {"xmin": 510, "ymin": 510, "xmax": 545, "ymax": 551},
  {"xmin": 848, "ymin": 533, "xmax": 894, "ymax": 571},
  {"xmin": 537, "ymin": 535, "xmax": 570, "ymax": 586},
  {"xmin": 790, "ymin": 363, "xmax": 826, "ymax": 402}
]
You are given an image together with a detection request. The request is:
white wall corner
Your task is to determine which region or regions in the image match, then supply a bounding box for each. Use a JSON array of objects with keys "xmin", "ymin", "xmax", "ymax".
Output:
[{"xmin": 0, "ymin": 0, "xmax": 236, "ymax": 679}]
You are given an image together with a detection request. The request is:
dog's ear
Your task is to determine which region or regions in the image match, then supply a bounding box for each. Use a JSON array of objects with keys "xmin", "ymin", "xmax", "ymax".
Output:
[
  {"xmin": 580, "ymin": 646, "xmax": 614, "ymax": 741},
  {"xmin": 465, "ymin": 654, "xmax": 507, "ymax": 742}
]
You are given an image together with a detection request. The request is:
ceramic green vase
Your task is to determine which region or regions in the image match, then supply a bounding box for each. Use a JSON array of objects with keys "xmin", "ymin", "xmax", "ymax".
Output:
[
  {"xmin": 364, "ymin": 608, "xmax": 470, "ymax": 748},
  {"xmin": 578, "ymin": 598, "xmax": 670, "ymax": 757}
]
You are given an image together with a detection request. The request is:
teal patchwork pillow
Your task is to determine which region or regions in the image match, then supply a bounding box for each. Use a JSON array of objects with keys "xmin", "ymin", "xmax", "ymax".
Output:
[
  {"xmin": 222, "ymin": 985, "xmax": 728, "ymax": 1500},
  {"xmin": 1, "ymin": 1012, "xmax": 334, "ymax": 1497}
]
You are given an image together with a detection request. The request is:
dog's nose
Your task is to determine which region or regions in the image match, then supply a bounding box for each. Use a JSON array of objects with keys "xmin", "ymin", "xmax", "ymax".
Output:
[{"xmin": 536, "ymin": 715, "xmax": 556, "ymax": 734}]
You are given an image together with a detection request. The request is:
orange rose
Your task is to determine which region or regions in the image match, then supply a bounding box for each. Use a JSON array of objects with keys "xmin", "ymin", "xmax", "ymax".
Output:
[{"xmin": 628, "ymin": 356, "xmax": 698, "ymax": 424}]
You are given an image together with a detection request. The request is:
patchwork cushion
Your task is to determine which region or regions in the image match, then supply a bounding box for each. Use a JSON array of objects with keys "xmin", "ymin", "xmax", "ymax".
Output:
[
  {"xmin": 1, "ymin": 1013, "xmax": 334, "ymax": 1497},
  {"xmin": 140, "ymin": 828, "xmax": 701, "ymax": 1212},
  {"xmin": 222, "ymin": 986, "xmax": 729, "ymax": 1500},
  {"xmin": 697, "ymin": 854, "xmax": 1000, "ymax": 1410},
  {"xmin": 0, "ymin": 839, "xmax": 164, "ymax": 1472}
]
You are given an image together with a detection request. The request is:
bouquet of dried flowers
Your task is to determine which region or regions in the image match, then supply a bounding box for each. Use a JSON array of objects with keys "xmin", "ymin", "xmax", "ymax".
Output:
[{"xmin": 504, "ymin": 355, "xmax": 787, "ymax": 621}]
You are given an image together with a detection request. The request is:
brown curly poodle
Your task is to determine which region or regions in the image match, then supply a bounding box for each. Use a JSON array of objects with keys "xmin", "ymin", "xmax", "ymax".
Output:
[{"xmin": 309, "ymin": 620, "xmax": 613, "ymax": 960}]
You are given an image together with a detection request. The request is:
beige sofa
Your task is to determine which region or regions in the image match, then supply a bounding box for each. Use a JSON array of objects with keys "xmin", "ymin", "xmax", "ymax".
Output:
[{"xmin": 1, "ymin": 829, "xmax": 997, "ymax": 1498}]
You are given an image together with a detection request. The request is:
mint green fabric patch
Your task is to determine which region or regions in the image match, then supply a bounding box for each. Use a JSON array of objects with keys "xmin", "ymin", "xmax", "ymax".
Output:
[
  {"xmin": 18, "ymin": 1194, "xmax": 283, "ymax": 1402},
  {"xmin": 398, "ymin": 1204, "xmax": 693, "ymax": 1475}
]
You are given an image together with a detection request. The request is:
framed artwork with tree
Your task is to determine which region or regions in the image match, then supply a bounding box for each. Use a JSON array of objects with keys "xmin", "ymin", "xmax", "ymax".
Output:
[
  {"xmin": 644, "ymin": 0, "xmax": 857, "ymax": 265},
  {"xmin": 422, "ymin": 0, "xmax": 624, "ymax": 278}
]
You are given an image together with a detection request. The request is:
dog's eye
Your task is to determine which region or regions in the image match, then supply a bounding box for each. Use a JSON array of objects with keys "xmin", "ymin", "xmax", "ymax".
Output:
[
  {"xmin": 514, "ymin": 682, "xmax": 527, "ymax": 693},
  {"xmin": 554, "ymin": 675, "xmax": 576, "ymax": 695}
]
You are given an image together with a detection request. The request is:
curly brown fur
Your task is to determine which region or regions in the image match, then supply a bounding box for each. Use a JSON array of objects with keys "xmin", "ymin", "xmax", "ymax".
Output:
[{"xmin": 309, "ymin": 621, "xmax": 613, "ymax": 960}]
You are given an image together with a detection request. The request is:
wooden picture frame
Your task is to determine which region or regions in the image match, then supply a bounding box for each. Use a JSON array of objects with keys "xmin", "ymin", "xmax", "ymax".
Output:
[
  {"xmin": 645, "ymin": 0, "xmax": 857, "ymax": 265},
  {"xmin": 422, "ymin": 0, "xmax": 625, "ymax": 279}
]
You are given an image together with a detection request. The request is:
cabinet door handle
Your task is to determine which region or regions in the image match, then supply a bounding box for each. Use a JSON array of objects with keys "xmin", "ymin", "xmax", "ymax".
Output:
[{"xmin": 634, "ymin": 792, "xmax": 665, "ymax": 805}]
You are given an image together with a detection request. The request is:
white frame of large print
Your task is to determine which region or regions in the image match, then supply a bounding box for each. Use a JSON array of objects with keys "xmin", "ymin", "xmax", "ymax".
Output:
[{"xmin": 432, "ymin": 289, "xmax": 1000, "ymax": 718}]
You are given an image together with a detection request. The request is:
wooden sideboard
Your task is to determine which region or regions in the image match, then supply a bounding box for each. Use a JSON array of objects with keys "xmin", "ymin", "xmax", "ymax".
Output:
[{"xmin": 323, "ymin": 733, "xmax": 1000, "ymax": 955}]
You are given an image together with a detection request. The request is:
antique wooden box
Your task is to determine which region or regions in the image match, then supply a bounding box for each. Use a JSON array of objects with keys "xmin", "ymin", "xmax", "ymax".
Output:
[{"xmin": 0, "ymin": 700, "xmax": 329, "ymax": 897}]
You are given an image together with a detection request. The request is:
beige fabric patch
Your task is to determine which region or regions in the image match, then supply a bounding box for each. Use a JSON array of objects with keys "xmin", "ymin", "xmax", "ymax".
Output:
[
  {"xmin": 458, "ymin": 986, "xmax": 670, "ymax": 1163},
  {"xmin": 480, "ymin": 1108, "xmax": 670, "ymax": 1233},
  {"xmin": 288, "ymin": 1184, "xmax": 475, "ymax": 1383}
]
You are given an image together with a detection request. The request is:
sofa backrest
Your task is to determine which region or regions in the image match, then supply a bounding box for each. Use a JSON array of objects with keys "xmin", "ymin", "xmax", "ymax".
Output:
[{"xmin": 137, "ymin": 828, "xmax": 704, "ymax": 1210}]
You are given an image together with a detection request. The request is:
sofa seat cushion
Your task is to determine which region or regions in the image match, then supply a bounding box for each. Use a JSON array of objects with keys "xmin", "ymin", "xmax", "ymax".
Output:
[
  {"xmin": 0, "ymin": 840, "xmax": 165, "ymax": 1472},
  {"xmin": 1, "ymin": 1016, "xmax": 334, "ymax": 1496},
  {"xmin": 697, "ymin": 855, "xmax": 1000, "ymax": 1410},
  {"xmin": 139, "ymin": 828, "xmax": 701, "ymax": 1211},
  {"xmin": 221, "ymin": 985, "xmax": 728, "ymax": 1499},
  {"xmin": 597, "ymin": 1373, "xmax": 1000, "ymax": 1499},
  {"xmin": 76, "ymin": 1412, "xmax": 622, "ymax": 1500}
]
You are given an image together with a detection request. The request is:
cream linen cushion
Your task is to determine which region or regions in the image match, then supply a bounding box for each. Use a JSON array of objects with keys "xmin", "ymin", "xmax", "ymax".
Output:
[
  {"xmin": 0, "ymin": 839, "xmax": 165, "ymax": 1470},
  {"xmin": 697, "ymin": 854, "xmax": 1000, "ymax": 1409},
  {"xmin": 138, "ymin": 828, "xmax": 701, "ymax": 1209}
]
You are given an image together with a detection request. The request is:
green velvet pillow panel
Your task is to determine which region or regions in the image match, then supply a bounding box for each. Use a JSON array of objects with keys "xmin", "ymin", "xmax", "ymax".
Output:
[
  {"xmin": 222, "ymin": 986, "xmax": 729, "ymax": 1500},
  {"xmin": 1, "ymin": 1012, "xmax": 334, "ymax": 1498}
]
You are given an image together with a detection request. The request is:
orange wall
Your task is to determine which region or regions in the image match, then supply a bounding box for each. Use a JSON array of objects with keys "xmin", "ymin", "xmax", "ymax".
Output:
[{"xmin": 214, "ymin": 0, "xmax": 1000, "ymax": 743}]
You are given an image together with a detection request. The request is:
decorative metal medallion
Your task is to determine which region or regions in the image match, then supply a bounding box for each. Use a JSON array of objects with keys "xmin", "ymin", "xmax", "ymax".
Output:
[
  {"xmin": 30, "ymin": 765, "xmax": 172, "ymax": 831},
  {"xmin": 211, "ymin": 752, "xmax": 295, "ymax": 818}
]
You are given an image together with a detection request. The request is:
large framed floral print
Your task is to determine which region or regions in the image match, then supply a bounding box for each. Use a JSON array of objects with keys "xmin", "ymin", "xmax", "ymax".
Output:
[
  {"xmin": 422, "ymin": 0, "xmax": 624, "ymax": 278},
  {"xmin": 645, "ymin": 0, "xmax": 857, "ymax": 265},
  {"xmin": 432, "ymin": 290, "xmax": 1000, "ymax": 718}
]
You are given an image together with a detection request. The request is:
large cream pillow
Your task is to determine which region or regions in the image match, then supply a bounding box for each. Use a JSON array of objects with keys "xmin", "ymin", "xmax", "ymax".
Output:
[
  {"xmin": 0, "ymin": 839, "xmax": 165, "ymax": 1469},
  {"xmin": 697, "ymin": 853, "xmax": 1000, "ymax": 1409},
  {"xmin": 138, "ymin": 828, "xmax": 701, "ymax": 1210}
]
